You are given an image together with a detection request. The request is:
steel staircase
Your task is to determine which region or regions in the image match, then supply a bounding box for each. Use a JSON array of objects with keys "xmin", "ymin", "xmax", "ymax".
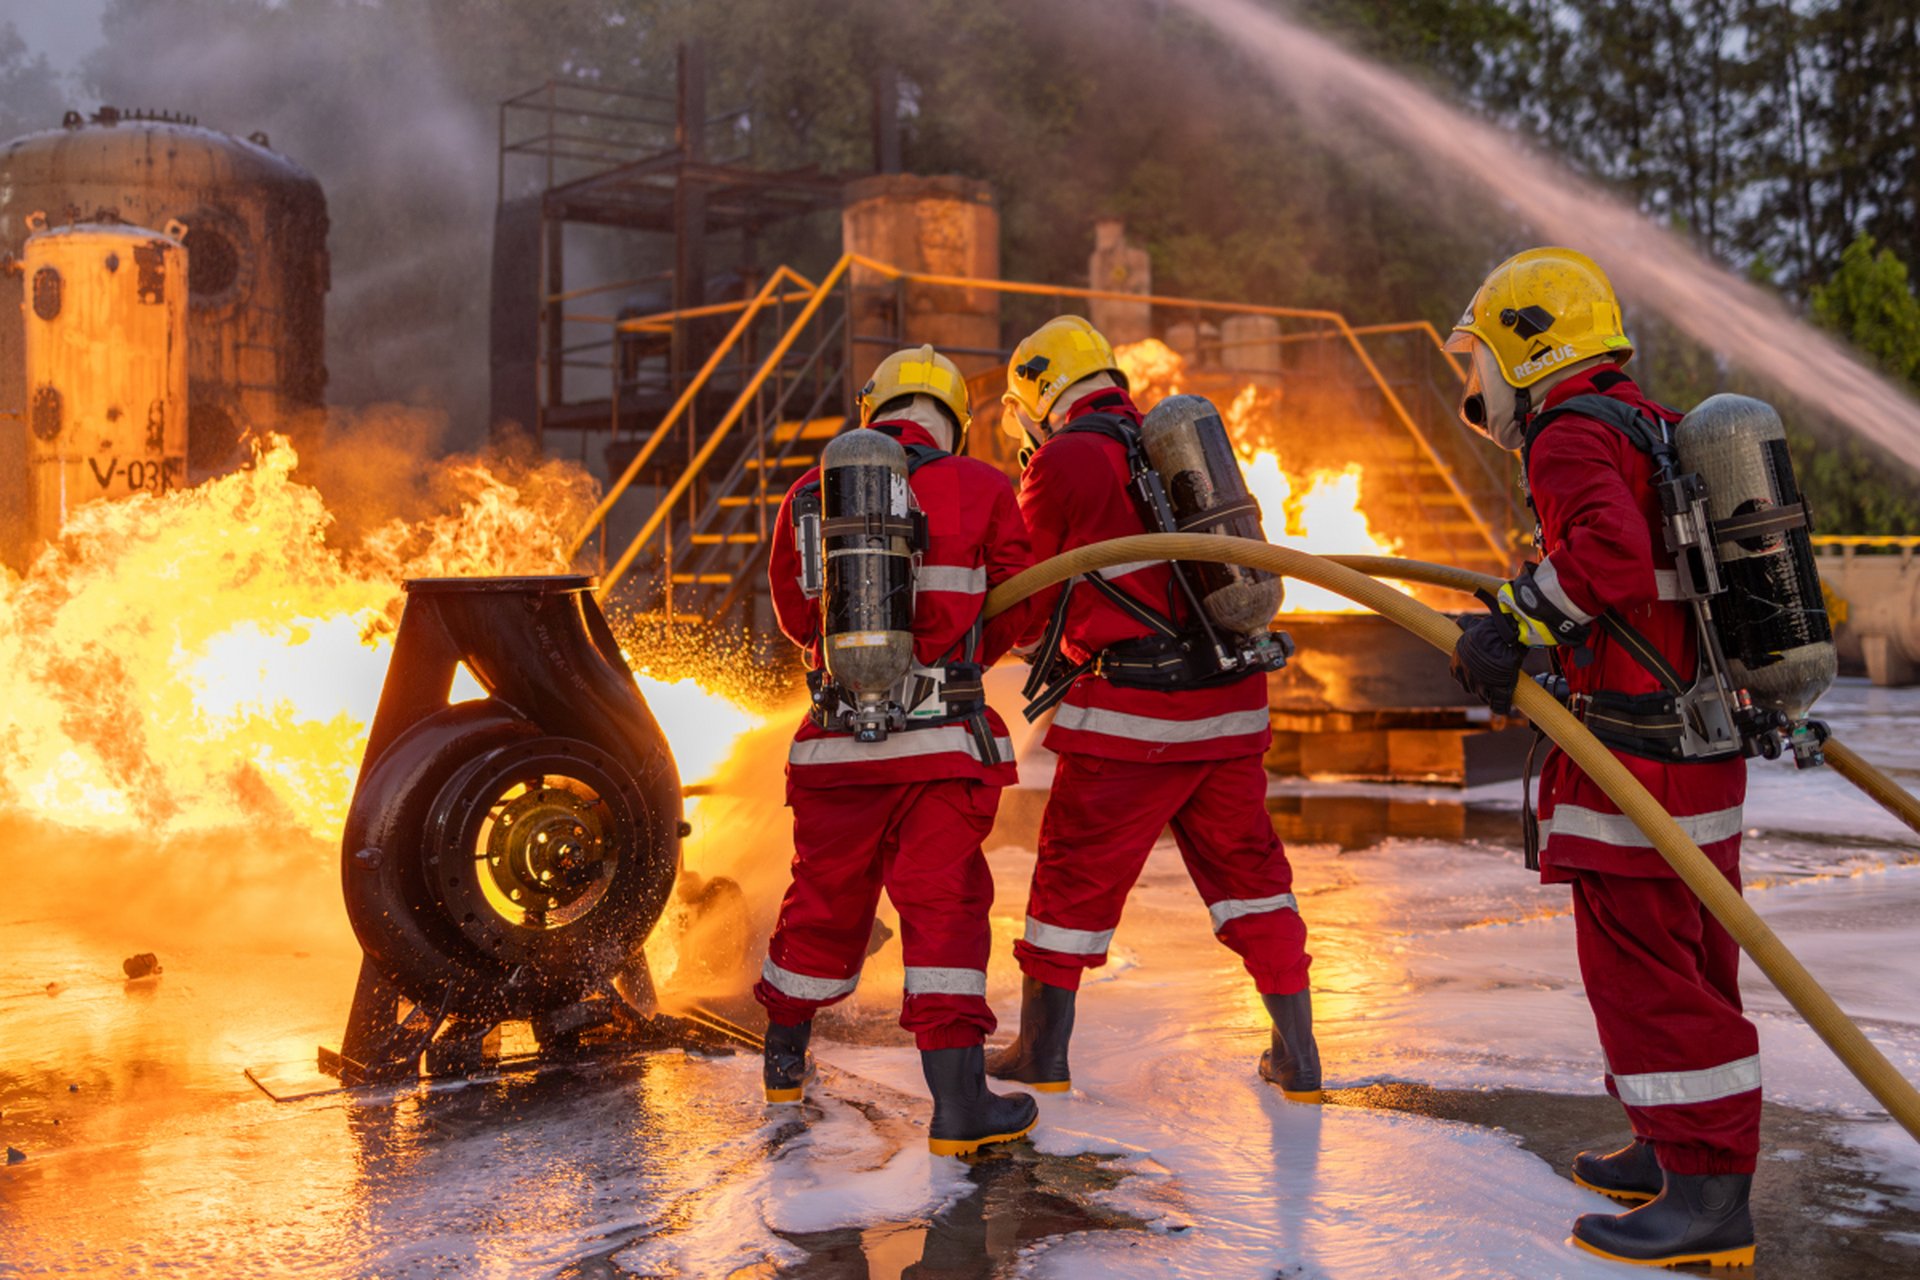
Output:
[{"xmin": 565, "ymin": 258, "xmax": 1523, "ymax": 641}]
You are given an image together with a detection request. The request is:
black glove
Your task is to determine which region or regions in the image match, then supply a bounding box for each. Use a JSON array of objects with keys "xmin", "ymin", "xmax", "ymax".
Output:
[{"xmin": 1450, "ymin": 611, "xmax": 1526, "ymax": 717}]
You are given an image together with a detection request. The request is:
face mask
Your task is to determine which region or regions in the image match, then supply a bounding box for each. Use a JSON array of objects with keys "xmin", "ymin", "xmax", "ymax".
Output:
[{"xmin": 1461, "ymin": 343, "xmax": 1527, "ymax": 451}]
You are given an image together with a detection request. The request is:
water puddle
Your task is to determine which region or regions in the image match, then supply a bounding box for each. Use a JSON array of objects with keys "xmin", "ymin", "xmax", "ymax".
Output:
[{"xmin": 766, "ymin": 1146, "xmax": 1147, "ymax": 1280}]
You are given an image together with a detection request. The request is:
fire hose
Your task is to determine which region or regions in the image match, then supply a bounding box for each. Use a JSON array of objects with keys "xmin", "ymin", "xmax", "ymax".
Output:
[
  {"xmin": 1325, "ymin": 553, "xmax": 1920, "ymax": 843},
  {"xmin": 980, "ymin": 533, "xmax": 1920, "ymax": 1146}
]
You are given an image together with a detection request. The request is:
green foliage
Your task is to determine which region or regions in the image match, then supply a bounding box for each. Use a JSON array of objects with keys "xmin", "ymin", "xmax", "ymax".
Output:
[
  {"xmin": 1793, "ymin": 233, "xmax": 1920, "ymax": 533},
  {"xmin": 1811, "ymin": 235, "xmax": 1920, "ymax": 385}
]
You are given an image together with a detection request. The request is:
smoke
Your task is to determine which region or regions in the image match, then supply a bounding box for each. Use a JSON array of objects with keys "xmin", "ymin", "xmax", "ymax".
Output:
[
  {"xmin": 83, "ymin": 0, "xmax": 507, "ymax": 442},
  {"xmin": 1171, "ymin": 0, "xmax": 1920, "ymax": 473}
]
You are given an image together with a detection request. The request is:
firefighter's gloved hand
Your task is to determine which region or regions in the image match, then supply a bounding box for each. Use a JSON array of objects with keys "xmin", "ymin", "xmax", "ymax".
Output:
[{"xmin": 1450, "ymin": 611, "xmax": 1526, "ymax": 717}]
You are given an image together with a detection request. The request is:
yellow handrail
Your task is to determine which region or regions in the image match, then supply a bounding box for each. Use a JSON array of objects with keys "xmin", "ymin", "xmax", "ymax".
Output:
[
  {"xmin": 572, "ymin": 254, "xmax": 1513, "ymax": 602},
  {"xmin": 595, "ymin": 255, "xmax": 858, "ymax": 600},
  {"xmin": 837, "ymin": 255, "xmax": 1507, "ymax": 564},
  {"xmin": 565, "ymin": 265, "xmax": 813, "ymax": 563},
  {"xmin": 611, "ymin": 278, "xmax": 821, "ymax": 333},
  {"xmin": 1813, "ymin": 535, "xmax": 1920, "ymax": 548}
]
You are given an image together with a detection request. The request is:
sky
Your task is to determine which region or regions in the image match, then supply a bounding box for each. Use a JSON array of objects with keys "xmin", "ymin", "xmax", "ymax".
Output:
[{"xmin": 5, "ymin": 0, "xmax": 108, "ymax": 79}]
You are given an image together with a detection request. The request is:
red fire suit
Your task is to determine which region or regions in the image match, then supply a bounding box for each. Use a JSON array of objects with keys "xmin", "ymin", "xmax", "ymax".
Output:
[
  {"xmin": 1528, "ymin": 366, "xmax": 1756, "ymax": 1176},
  {"xmin": 1009, "ymin": 389, "xmax": 1310, "ymax": 996},
  {"xmin": 754, "ymin": 420, "xmax": 1039, "ymax": 1050}
]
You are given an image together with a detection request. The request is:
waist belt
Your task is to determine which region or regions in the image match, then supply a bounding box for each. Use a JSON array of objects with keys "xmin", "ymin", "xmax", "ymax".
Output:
[
  {"xmin": 1569, "ymin": 688, "xmax": 1691, "ymax": 762},
  {"xmin": 1020, "ymin": 573, "xmax": 1258, "ymax": 720},
  {"xmin": 1535, "ymin": 678, "xmax": 1739, "ymax": 766}
]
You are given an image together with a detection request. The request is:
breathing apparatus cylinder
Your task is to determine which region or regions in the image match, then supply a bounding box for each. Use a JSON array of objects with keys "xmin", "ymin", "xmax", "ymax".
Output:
[
  {"xmin": 1673, "ymin": 394, "xmax": 1836, "ymax": 758},
  {"xmin": 1138, "ymin": 394, "xmax": 1284, "ymax": 634},
  {"xmin": 818, "ymin": 428, "xmax": 919, "ymax": 741}
]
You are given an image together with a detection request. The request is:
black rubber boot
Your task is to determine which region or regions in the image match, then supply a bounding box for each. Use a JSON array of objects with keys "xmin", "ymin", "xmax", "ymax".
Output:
[
  {"xmin": 984, "ymin": 976, "xmax": 1075, "ymax": 1092},
  {"xmin": 1258, "ymin": 990, "xmax": 1323, "ymax": 1102},
  {"xmin": 763, "ymin": 1019, "xmax": 815, "ymax": 1103},
  {"xmin": 1571, "ymin": 1170, "xmax": 1755, "ymax": 1268},
  {"xmin": 922, "ymin": 1044, "xmax": 1039, "ymax": 1156},
  {"xmin": 1572, "ymin": 1138, "xmax": 1662, "ymax": 1203}
]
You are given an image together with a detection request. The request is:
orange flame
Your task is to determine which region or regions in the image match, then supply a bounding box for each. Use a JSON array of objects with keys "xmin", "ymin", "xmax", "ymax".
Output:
[
  {"xmin": 1112, "ymin": 340, "xmax": 1405, "ymax": 612},
  {"xmin": 0, "ymin": 435, "xmax": 759, "ymax": 839},
  {"xmin": 1113, "ymin": 337, "xmax": 1186, "ymax": 408}
]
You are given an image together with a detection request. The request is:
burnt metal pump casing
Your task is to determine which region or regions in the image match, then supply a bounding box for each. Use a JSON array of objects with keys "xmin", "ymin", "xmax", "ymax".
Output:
[{"xmin": 333, "ymin": 575, "xmax": 682, "ymax": 1078}]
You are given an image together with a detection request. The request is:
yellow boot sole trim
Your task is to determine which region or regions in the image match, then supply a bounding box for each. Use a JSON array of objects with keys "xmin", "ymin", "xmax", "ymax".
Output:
[
  {"xmin": 1570, "ymin": 1170, "xmax": 1657, "ymax": 1204},
  {"xmin": 927, "ymin": 1115, "xmax": 1038, "ymax": 1157},
  {"xmin": 764, "ymin": 1086, "xmax": 804, "ymax": 1103},
  {"xmin": 1282, "ymin": 1089, "xmax": 1324, "ymax": 1104},
  {"xmin": 1030, "ymin": 1080, "xmax": 1071, "ymax": 1094},
  {"xmin": 1570, "ymin": 1235, "xmax": 1755, "ymax": 1268}
]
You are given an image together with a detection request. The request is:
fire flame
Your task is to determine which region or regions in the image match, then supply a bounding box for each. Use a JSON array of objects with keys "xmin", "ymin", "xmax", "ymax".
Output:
[
  {"xmin": 1242, "ymin": 455, "xmax": 1402, "ymax": 611},
  {"xmin": 1113, "ymin": 337, "xmax": 1187, "ymax": 405},
  {"xmin": 0, "ymin": 435, "xmax": 760, "ymax": 839},
  {"xmin": 1112, "ymin": 341, "xmax": 1404, "ymax": 612}
]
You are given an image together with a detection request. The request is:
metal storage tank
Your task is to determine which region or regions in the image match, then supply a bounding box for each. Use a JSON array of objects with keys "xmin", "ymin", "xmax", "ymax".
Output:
[
  {"xmin": 841, "ymin": 174, "xmax": 1000, "ymax": 392},
  {"xmin": 0, "ymin": 106, "xmax": 329, "ymax": 561},
  {"xmin": 21, "ymin": 218, "xmax": 189, "ymax": 549}
]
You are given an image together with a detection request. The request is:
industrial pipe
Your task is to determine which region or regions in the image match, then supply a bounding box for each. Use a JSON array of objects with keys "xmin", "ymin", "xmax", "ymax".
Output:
[{"xmin": 982, "ymin": 533, "xmax": 1920, "ymax": 1146}]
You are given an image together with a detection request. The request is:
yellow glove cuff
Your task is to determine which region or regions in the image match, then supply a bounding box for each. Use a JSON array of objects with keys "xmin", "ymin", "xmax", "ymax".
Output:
[{"xmin": 1495, "ymin": 582, "xmax": 1562, "ymax": 647}]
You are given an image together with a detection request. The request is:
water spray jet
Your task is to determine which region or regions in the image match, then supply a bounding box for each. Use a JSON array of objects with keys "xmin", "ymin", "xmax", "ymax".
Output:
[{"xmin": 1171, "ymin": 0, "xmax": 1920, "ymax": 477}]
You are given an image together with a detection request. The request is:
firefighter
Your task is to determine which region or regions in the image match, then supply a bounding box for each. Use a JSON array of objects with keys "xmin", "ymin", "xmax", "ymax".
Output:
[
  {"xmin": 1446, "ymin": 248, "xmax": 1758, "ymax": 1268},
  {"xmin": 756, "ymin": 345, "xmax": 1044, "ymax": 1157},
  {"xmin": 989, "ymin": 315, "xmax": 1320, "ymax": 1101}
]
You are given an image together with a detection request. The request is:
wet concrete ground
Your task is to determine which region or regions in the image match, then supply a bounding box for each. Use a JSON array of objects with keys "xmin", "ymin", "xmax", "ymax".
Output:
[
  {"xmin": 6, "ymin": 680, "xmax": 1920, "ymax": 1278},
  {"xmin": 1332, "ymin": 1084, "xmax": 1920, "ymax": 1280}
]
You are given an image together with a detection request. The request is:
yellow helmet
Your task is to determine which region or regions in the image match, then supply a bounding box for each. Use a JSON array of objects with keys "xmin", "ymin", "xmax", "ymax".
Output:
[
  {"xmin": 1003, "ymin": 315, "xmax": 1126, "ymax": 424},
  {"xmin": 1444, "ymin": 247, "xmax": 1633, "ymax": 389},
  {"xmin": 858, "ymin": 344, "xmax": 972, "ymax": 445}
]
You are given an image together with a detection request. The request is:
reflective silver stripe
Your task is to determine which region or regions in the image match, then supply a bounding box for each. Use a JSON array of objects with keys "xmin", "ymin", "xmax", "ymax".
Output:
[
  {"xmin": 1533, "ymin": 556, "xmax": 1596, "ymax": 625},
  {"xmin": 1612, "ymin": 1054, "xmax": 1762, "ymax": 1107},
  {"xmin": 1655, "ymin": 569, "xmax": 1683, "ymax": 601},
  {"xmin": 789, "ymin": 726, "xmax": 1013, "ymax": 767},
  {"xmin": 1208, "ymin": 892, "xmax": 1300, "ymax": 932},
  {"xmin": 917, "ymin": 564, "xmax": 987, "ymax": 594},
  {"xmin": 1095, "ymin": 559, "xmax": 1165, "ymax": 581},
  {"xmin": 1051, "ymin": 704, "xmax": 1270, "ymax": 744},
  {"xmin": 1024, "ymin": 916, "xmax": 1116, "ymax": 955},
  {"xmin": 761, "ymin": 959, "xmax": 860, "ymax": 1002},
  {"xmin": 903, "ymin": 966, "xmax": 988, "ymax": 996},
  {"xmin": 1538, "ymin": 803, "xmax": 1744, "ymax": 850},
  {"xmin": 827, "ymin": 547, "xmax": 910, "ymax": 561}
]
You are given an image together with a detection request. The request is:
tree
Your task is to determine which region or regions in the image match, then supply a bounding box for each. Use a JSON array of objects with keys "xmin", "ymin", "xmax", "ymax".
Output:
[
  {"xmin": 1810, "ymin": 234, "xmax": 1920, "ymax": 385},
  {"xmin": 1795, "ymin": 234, "xmax": 1920, "ymax": 533}
]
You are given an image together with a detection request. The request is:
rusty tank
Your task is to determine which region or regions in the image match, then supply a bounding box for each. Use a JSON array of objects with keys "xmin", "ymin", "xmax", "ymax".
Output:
[
  {"xmin": 20, "ymin": 218, "xmax": 190, "ymax": 549},
  {"xmin": 0, "ymin": 106, "xmax": 329, "ymax": 561}
]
